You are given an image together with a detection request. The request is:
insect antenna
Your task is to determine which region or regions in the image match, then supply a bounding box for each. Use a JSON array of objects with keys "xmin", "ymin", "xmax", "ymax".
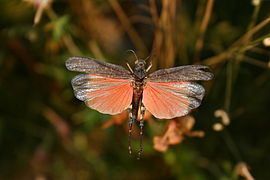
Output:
[
  {"xmin": 144, "ymin": 49, "xmax": 156, "ymax": 72},
  {"xmin": 144, "ymin": 54, "xmax": 151, "ymax": 62},
  {"xmin": 137, "ymin": 104, "xmax": 146, "ymax": 160},
  {"xmin": 126, "ymin": 50, "xmax": 139, "ymax": 64}
]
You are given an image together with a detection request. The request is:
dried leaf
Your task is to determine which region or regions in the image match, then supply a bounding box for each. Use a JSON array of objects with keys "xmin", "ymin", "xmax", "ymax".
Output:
[
  {"xmin": 153, "ymin": 115, "xmax": 204, "ymax": 152},
  {"xmin": 153, "ymin": 136, "xmax": 168, "ymax": 152},
  {"xmin": 234, "ymin": 162, "xmax": 255, "ymax": 180}
]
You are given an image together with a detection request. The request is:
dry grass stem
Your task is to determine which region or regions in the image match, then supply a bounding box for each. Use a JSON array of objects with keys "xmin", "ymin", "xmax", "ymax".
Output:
[
  {"xmin": 149, "ymin": 0, "xmax": 159, "ymax": 26},
  {"xmin": 107, "ymin": 0, "xmax": 148, "ymax": 54},
  {"xmin": 33, "ymin": 0, "xmax": 51, "ymax": 26},
  {"xmin": 203, "ymin": 17, "xmax": 270, "ymax": 66},
  {"xmin": 63, "ymin": 34, "xmax": 81, "ymax": 55},
  {"xmin": 43, "ymin": 107, "xmax": 71, "ymax": 146},
  {"xmin": 239, "ymin": 54, "xmax": 270, "ymax": 69},
  {"xmin": 232, "ymin": 16, "xmax": 270, "ymax": 47},
  {"xmin": 130, "ymin": 15, "xmax": 153, "ymax": 25},
  {"xmin": 194, "ymin": 0, "xmax": 215, "ymax": 61},
  {"xmin": 88, "ymin": 40, "xmax": 106, "ymax": 60},
  {"xmin": 150, "ymin": 0, "xmax": 176, "ymax": 69}
]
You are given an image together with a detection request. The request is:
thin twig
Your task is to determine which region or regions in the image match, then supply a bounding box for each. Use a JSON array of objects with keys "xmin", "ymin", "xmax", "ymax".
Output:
[
  {"xmin": 225, "ymin": 60, "xmax": 233, "ymax": 111},
  {"xmin": 129, "ymin": 15, "xmax": 153, "ymax": 25},
  {"xmin": 63, "ymin": 34, "xmax": 81, "ymax": 55},
  {"xmin": 43, "ymin": 107, "xmax": 71, "ymax": 147},
  {"xmin": 239, "ymin": 54, "xmax": 269, "ymax": 69},
  {"xmin": 202, "ymin": 52, "xmax": 229, "ymax": 66},
  {"xmin": 248, "ymin": 47, "xmax": 270, "ymax": 56},
  {"xmin": 88, "ymin": 40, "xmax": 106, "ymax": 60},
  {"xmin": 231, "ymin": 16, "xmax": 270, "ymax": 47},
  {"xmin": 247, "ymin": 2, "xmax": 261, "ymax": 31},
  {"xmin": 107, "ymin": 0, "xmax": 148, "ymax": 54},
  {"xmin": 149, "ymin": 0, "xmax": 159, "ymax": 27},
  {"xmin": 194, "ymin": 0, "xmax": 215, "ymax": 61},
  {"xmin": 160, "ymin": 0, "xmax": 176, "ymax": 68},
  {"xmin": 33, "ymin": 0, "xmax": 51, "ymax": 25},
  {"xmin": 46, "ymin": 7, "xmax": 81, "ymax": 55},
  {"xmin": 203, "ymin": 17, "xmax": 270, "ymax": 65},
  {"xmin": 149, "ymin": 0, "xmax": 161, "ymax": 70}
]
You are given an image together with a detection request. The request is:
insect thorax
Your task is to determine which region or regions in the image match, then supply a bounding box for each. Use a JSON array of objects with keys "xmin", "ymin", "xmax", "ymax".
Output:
[{"xmin": 134, "ymin": 60, "xmax": 147, "ymax": 80}]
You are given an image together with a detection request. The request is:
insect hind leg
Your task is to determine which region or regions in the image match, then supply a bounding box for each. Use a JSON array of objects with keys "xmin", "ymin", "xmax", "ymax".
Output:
[
  {"xmin": 127, "ymin": 105, "xmax": 134, "ymax": 155},
  {"xmin": 137, "ymin": 103, "xmax": 146, "ymax": 160}
]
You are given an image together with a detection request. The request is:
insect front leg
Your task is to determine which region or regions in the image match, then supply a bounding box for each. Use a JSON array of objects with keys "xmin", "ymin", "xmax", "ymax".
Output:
[
  {"xmin": 137, "ymin": 103, "xmax": 146, "ymax": 160},
  {"xmin": 146, "ymin": 61, "xmax": 152, "ymax": 72},
  {"xmin": 127, "ymin": 105, "xmax": 133, "ymax": 155}
]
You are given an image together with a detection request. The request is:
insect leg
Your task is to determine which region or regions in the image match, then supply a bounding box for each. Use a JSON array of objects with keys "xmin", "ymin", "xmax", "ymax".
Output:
[
  {"xmin": 137, "ymin": 103, "xmax": 145, "ymax": 160},
  {"xmin": 126, "ymin": 62, "xmax": 134, "ymax": 73},
  {"xmin": 127, "ymin": 105, "xmax": 133, "ymax": 154},
  {"xmin": 146, "ymin": 62, "xmax": 152, "ymax": 72}
]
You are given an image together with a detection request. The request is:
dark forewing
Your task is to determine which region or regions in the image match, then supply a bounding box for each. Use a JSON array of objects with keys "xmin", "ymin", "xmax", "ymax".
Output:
[
  {"xmin": 148, "ymin": 65, "xmax": 213, "ymax": 82},
  {"xmin": 66, "ymin": 56, "xmax": 132, "ymax": 79}
]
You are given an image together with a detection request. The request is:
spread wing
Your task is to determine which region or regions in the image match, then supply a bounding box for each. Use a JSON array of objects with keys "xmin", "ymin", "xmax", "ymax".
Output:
[
  {"xmin": 66, "ymin": 56, "xmax": 133, "ymax": 79},
  {"xmin": 143, "ymin": 65, "xmax": 213, "ymax": 119},
  {"xmin": 142, "ymin": 81, "xmax": 205, "ymax": 119},
  {"xmin": 71, "ymin": 74, "xmax": 133, "ymax": 115},
  {"xmin": 66, "ymin": 56, "xmax": 134, "ymax": 115},
  {"xmin": 148, "ymin": 65, "xmax": 213, "ymax": 82}
]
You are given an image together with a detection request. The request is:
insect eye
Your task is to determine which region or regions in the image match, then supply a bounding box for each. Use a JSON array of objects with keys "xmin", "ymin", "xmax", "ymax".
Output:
[{"xmin": 139, "ymin": 62, "xmax": 144, "ymax": 66}]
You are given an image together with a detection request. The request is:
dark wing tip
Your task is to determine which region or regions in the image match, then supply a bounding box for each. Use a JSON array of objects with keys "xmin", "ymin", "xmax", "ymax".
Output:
[
  {"xmin": 196, "ymin": 65, "xmax": 214, "ymax": 81},
  {"xmin": 65, "ymin": 56, "xmax": 92, "ymax": 71},
  {"xmin": 66, "ymin": 56, "xmax": 80, "ymax": 71}
]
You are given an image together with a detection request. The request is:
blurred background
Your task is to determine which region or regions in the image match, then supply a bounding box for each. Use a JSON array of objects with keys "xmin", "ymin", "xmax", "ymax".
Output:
[{"xmin": 1, "ymin": 0, "xmax": 270, "ymax": 179}]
